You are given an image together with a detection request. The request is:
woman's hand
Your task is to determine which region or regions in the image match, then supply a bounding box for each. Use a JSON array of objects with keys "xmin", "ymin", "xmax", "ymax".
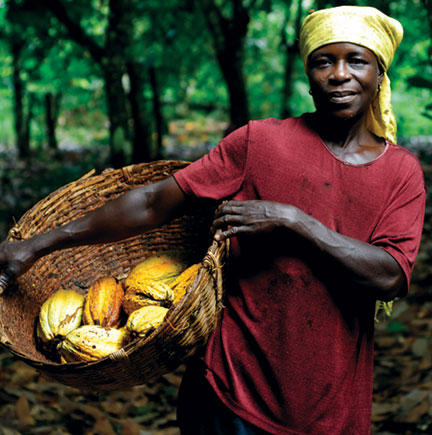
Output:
[
  {"xmin": 211, "ymin": 199, "xmax": 404, "ymax": 299},
  {"xmin": 212, "ymin": 200, "xmax": 296, "ymax": 241},
  {"xmin": 0, "ymin": 239, "xmax": 38, "ymax": 291}
]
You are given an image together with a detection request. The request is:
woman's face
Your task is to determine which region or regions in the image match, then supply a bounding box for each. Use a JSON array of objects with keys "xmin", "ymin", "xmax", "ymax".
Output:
[{"xmin": 306, "ymin": 42, "xmax": 383, "ymax": 121}]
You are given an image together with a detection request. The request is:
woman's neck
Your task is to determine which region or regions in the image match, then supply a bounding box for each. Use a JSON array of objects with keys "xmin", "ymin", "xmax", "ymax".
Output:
[
  {"xmin": 307, "ymin": 112, "xmax": 386, "ymax": 164},
  {"xmin": 310, "ymin": 111, "xmax": 367, "ymax": 147}
]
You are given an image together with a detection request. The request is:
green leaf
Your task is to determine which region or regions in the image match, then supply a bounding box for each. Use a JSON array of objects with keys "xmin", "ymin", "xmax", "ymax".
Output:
[
  {"xmin": 386, "ymin": 321, "xmax": 407, "ymax": 333},
  {"xmin": 407, "ymin": 76, "xmax": 432, "ymax": 90}
]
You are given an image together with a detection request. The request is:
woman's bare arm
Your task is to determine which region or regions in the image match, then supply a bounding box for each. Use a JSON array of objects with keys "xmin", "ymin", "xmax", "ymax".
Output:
[
  {"xmin": 212, "ymin": 200, "xmax": 404, "ymax": 301},
  {"xmin": 0, "ymin": 177, "xmax": 186, "ymax": 283}
]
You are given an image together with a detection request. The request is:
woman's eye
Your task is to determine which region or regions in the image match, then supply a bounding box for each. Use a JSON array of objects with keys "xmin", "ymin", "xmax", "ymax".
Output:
[
  {"xmin": 312, "ymin": 59, "xmax": 331, "ymax": 68},
  {"xmin": 350, "ymin": 58, "xmax": 367, "ymax": 65}
]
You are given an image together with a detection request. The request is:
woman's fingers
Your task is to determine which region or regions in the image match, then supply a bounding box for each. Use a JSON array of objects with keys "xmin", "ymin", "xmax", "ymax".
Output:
[
  {"xmin": 214, "ymin": 225, "xmax": 251, "ymax": 241},
  {"xmin": 214, "ymin": 201, "xmax": 244, "ymax": 218},
  {"xmin": 211, "ymin": 207, "xmax": 255, "ymax": 235},
  {"xmin": 0, "ymin": 270, "xmax": 13, "ymax": 295},
  {"xmin": 213, "ymin": 213, "xmax": 247, "ymax": 227},
  {"xmin": 214, "ymin": 201, "xmax": 260, "ymax": 221},
  {"xmin": 212, "ymin": 200, "xmax": 267, "ymax": 237},
  {"xmin": 0, "ymin": 240, "xmax": 35, "ymax": 293},
  {"xmin": 212, "ymin": 200, "xmax": 295, "ymax": 241}
]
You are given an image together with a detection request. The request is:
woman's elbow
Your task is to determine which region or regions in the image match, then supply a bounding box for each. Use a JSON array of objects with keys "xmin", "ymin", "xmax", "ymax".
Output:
[{"xmin": 377, "ymin": 270, "xmax": 406, "ymax": 301}]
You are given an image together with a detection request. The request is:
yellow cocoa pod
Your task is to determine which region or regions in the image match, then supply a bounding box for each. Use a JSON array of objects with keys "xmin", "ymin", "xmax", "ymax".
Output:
[
  {"xmin": 37, "ymin": 289, "xmax": 85, "ymax": 353},
  {"xmin": 83, "ymin": 277, "xmax": 124, "ymax": 327},
  {"xmin": 125, "ymin": 252, "xmax": 186, "ymax": 286},
  {"xmin": 126, "ymin": 306, "xmax": 169, "ymax": 338},
  {"xmin": 57, "ymin": 325, "xmax": 130, "ymax": 362},
  {"xmin": 170, "ymin": 263, "xmax": 200, "ymax": 305},
  {"xmin": 122, "ymin": 279, "xmax": 174, "ymax": 315}
]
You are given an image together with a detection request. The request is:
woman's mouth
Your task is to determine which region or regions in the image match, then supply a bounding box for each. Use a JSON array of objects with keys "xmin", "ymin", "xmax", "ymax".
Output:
[{"xmin": 328, "ymin": 91, "xmax": 357, "ymax": 104}]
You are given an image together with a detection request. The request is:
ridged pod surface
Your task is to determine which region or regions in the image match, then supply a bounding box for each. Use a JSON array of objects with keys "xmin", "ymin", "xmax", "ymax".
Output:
[
  {"xmin": 83, "ymin": 277, "xmax": 124, "ymax": 327},
  {"xmin": 123, "ymin": 279, "xmax": 174, "ymax": 315},
  {"xmin": 57, "ymin": 325, "xmax": 130, "ymax": 362},
  {"xmin": 124, "ymin": 253, "xmax": 186, "ymax": 287},
  {"xmin": 37, "ymin": 289, "xmax": 85, "ymax": 349},
  {"xmin": 170, "ymin": 263, "xmax": 200, "ymax": 305},
  {"xmin": 126, "ymin": 306, "xmax": 169, "ymax": 338}
]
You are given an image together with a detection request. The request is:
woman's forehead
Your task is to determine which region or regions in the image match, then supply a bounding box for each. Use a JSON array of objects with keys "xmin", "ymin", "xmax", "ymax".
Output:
[{"xmin": 310, "ymin": 42, "xmax": 376, "ymax": 58}]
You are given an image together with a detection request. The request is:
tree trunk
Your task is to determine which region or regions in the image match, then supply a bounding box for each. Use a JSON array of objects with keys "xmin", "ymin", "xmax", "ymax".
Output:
[
  {"xmin": 102, "ymin": 59, "xmax": 130, "ymax": 168},
  {"xmin": 217, "ymin": 49, "xmax": 250, "ymax": 133},
  {"xmin": 280, "ymin": 0, "xmax": 303, "ymax": 119},
  {"xmin": 149, "ymin": 66, "xmax": 164, "ymax": 160},
  {"xmin": 281, "ymin": 49, "xmax": 296, "ymax": 119},
  {"xmin": 424, "ymin": 0, "xmax": 432, "ymax": 62},
  {"xmin": 200, "ymin": 0, "xmax": 250, "ymax": 133},
  {"xmin": 11, "ymin": 40, "xmax": 30, "ymax": 159},
  {"xmin": 24, "ymin": 93, "xmax": 35, "ymax": 153},
  {"xmin": 104, "ymin": 0, "xmax": 135, "ymax": 166},
  {"xmin": 45, "ymin": 0, "xmax": 133, "ymax": 166},
  {"xmin": 126, "ymin": 61, "xmax": 152, "ymax": 163},
  {"xmin": 315, "ymin": 0, "xmax": 357, "ymax": 8},
  {"xmin": 374, "ymin": 1, "xmax": 390, "ymax": 15},
  {"xmin": 45, "ymin": 92, "xmax": 61, "ymax": 150}
]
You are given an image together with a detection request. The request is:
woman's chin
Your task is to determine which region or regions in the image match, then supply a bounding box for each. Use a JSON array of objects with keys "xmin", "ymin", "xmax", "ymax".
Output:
[{"xmin": 318, "ymin": 107, "xmax": 364, "ymax": 123}]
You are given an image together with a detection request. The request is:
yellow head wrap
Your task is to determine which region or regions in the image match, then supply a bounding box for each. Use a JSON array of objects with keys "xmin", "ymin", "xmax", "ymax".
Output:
[{"xmin": 299, "ymin": 6, "xmax": 403, "ymax": 144}]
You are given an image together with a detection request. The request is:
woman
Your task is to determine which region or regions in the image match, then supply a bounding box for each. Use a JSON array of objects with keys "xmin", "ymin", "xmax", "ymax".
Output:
[{"xmin": 0, "ymin": 6, "xmax": 426, "ymax": 434}]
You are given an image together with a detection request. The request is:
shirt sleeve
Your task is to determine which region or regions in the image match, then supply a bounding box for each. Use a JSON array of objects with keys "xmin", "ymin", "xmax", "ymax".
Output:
[
  {"xmin": 173, "ymin": 123, "xmax": 249, "ymax": 200},
  {"xmin": 369, "ymin": 157, "xmax": 426, "ymax": 290}
]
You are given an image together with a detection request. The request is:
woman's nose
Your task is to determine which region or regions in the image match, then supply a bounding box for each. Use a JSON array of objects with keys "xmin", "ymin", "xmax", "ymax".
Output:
[{"xmin": 330, "ymin": 60, "xmax": 351, "ymax": 81}]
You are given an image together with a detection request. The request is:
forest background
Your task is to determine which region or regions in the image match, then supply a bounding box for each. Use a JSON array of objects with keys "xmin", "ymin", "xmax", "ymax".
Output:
[
  {"xmin": 0, "ymin": 0, "xmax": 430, "ymax": 230},
  {"xmin": 0, "ymin": 0, "xmax": 431, "ymax": 434}
]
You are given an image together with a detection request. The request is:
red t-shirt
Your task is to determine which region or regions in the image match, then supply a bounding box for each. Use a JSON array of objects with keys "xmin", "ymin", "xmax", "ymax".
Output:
[{"xmin": 173, "ymin": 116, "xmax": 426, "ymax": 434}]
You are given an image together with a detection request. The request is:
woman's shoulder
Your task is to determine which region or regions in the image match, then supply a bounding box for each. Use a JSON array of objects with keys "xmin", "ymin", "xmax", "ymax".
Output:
[
  {"xmin": 385, "ymin": 142, "xmax": 424, "ymax": 170},
  {"xmin": 383, "ymin": 142, "xmax": 425, "ymax": 189},
  {"xmin": 250, "ymin": 115, "xmax": 303, "ymax": 128},
  {"xmin": 248, "ymin": 115, "xmax": 307, "ymax": 139}
]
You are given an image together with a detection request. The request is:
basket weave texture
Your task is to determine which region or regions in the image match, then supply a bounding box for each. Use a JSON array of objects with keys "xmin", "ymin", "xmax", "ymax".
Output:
[{"xmin": 0, "ymin": 160, "xmax": 228, "ymax": 391}]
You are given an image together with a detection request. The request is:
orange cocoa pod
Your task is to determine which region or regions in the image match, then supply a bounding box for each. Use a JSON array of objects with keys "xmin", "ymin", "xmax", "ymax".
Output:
[
  {"xmin": 83, "ymin": 277, "xmax": 124, "ymax": 327},
  {"xmin": 170, "ymin": 263, "xmax": 200, "ymax": 305},
  {"xmin": 124, "ymin": 253, "xmax": 186, "ymax": 287},
  {"xmin": 122, "ymin": 279, "xmax": 174, "ymax": 315}
]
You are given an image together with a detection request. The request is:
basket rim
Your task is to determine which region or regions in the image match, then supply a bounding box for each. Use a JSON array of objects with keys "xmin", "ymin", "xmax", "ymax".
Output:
[
  {"xmin": 7, "ymin": 160, "xmax": 190, "ymax": 242},
  {"xmin": 0, "ymin": 160, "xmax": 228, "ymax": 382}
]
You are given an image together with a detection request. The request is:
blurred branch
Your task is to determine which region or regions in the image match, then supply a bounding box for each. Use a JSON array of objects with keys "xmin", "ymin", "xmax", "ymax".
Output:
[
  {"xmin": 42, "ymin": 0, "xmax": 105, "ymax": 63},
  {"xmin": 280, "ymin": 0, "xmax": 302, "ymax": 118},
  {"xmin": 200, "ymin": 0, "xmax": 228, "ymax": 52},
  {"xmin": 199, "ymin": 0, "xmax": 250, "ymax": 130},
  {"xmin": 423, "ymin": 0, "xmax": 432, "ymax": 61}
]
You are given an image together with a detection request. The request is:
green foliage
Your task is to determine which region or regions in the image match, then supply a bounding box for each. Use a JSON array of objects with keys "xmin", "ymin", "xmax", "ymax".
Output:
[
  {"xmin": 385, "ymin": 0, "xmax": 432, "ymax": 136},
  {"xmin": 0, "ymin": 0, "xmax": 429, "ymax": 155},
  {"xmin": 386, "ymin": 320, "xmax": 407, "ymax": 333}
]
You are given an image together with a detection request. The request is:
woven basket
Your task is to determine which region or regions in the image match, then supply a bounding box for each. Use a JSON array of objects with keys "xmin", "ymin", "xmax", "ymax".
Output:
[{"xmin": 0, "ymin": 160, "xmax": 228, "ymax": 391}]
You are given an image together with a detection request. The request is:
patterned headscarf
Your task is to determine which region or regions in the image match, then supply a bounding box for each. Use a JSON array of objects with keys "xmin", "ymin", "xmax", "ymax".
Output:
[{"xmin": 299, "ymin": 6, "xmax": 403, "ymax": 144}]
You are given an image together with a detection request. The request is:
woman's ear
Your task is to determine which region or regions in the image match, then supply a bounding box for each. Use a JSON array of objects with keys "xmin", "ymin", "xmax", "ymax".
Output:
[
  {"xmin": 377, "ymin": 62, "xmax": 385, "ymax": 87},
  {"xmin": 377, "ymin": 62, "xmax": 384, "ymax": 94},
  {"xmin": 378, "ymin": 71, "xmax": 384, "ymax": 87}
]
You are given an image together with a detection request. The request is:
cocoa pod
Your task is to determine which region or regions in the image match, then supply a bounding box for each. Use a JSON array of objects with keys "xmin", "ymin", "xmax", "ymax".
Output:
[
  {"xmin": 83, "ymin": 277, "xmax": 124, "ymax": 327},
  {"xmin": 126, "ymin": 305, "xmax": 169, "ymax": 338},
  {"xmin": 37, "ymin": 289, "xmax": 85, "ymax": 355},
  {"xmin": 57, "ymin": 325, "xmax": 130, "ymax": 362},
  {"xmin": 122, "ymin": 279, "xmax": 174, "ymax": 315},
  {"xmin": 125, "ymin": 252, "xmax": 186, "ymax": 287},
  {"xmin": 170, "ymin": 263, "xmax": 200, "ymax": 305}
]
